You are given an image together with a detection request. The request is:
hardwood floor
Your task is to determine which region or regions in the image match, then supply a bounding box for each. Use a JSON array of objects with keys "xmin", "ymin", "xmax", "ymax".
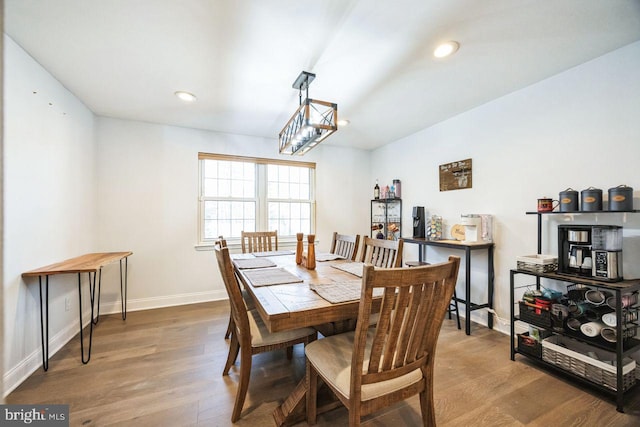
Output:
[{"xmin": 6, "ymin": 301, "xmax": 640, "ymax": 426}]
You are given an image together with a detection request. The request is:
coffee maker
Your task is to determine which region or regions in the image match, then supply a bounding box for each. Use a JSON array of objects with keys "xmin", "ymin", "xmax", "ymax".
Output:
[
  {"xmin": 557, "ymin": 225, "xmax": 623, "ymax": 281},
  {"xmin": 591, "ymin": 225, "xmax": 623, "ymax": 281},
  {"xmin": 412, "ymin": 206, "xmax": 425, "ymax": 238},
  {"xmin": 558, "ymin": 225, "xmax": 593, "ymax": 277}
]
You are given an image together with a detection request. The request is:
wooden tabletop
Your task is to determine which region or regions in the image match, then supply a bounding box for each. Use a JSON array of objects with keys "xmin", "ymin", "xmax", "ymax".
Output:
[
  {"xmin": 234, "ymin": 254, "xmax": 374, "ymax": 333},
  {"xmin": 22, "ymin": 252, "xmax": 133, "ymax": 277},
  {"xmin": 403, "ymin": 237, "xmax": 494, "ymax": 249}
]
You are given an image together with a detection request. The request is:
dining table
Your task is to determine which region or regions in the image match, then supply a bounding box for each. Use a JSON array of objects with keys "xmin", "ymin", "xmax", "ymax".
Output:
[{"xmin": 232, "ymin": 251, "xmax": 380, "ymax": 426}]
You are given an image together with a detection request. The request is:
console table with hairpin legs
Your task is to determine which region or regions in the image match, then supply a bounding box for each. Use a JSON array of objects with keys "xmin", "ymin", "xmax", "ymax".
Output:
[{"xmin": 22, "ymin": 252, "xmax": 133, "ymax": 371}]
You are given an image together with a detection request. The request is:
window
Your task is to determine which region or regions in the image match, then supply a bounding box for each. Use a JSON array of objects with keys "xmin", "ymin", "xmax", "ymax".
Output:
[{"xmin": 198, "ymin": 153, "xmax": 315, "ymax": 245}]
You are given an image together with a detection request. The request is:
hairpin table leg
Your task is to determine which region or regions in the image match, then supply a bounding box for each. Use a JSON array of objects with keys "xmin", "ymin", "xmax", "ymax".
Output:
[
  {"xmin": 39, "ymin": 276, "xmax": 49, "ymax": 371},
  {"xmin": 78, "ymin": 272, "xmax": 96, "ymax": 364},
  {"xmin": 120, "ymin": 257, "xmax": 128, "ymax": 320}
]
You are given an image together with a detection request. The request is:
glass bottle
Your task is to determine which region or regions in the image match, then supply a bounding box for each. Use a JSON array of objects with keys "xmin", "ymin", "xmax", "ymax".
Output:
[
  {"xmin": 374, "ymin": 180, "xmax": 380, "ymax": 199},
  {"xmin": 295, "ymin": 233, "xmax": 304, "ymax": 265}
]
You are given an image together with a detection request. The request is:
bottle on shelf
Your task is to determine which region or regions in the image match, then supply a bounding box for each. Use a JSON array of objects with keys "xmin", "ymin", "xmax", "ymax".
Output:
[{"xmin": 374, "ymin": 179, "xmax": 380, "ymax": 200}]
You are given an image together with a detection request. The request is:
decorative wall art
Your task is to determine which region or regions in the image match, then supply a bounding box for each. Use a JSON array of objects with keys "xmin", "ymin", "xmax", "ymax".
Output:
[{"xmin": 439, "ymin": 158, "xmax": 472, "ymax": 191}]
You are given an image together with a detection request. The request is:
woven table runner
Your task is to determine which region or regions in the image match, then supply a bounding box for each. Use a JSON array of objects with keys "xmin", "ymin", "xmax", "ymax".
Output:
[
  {"xmin": 315, "ymin": 253, "xmax": 346, "ymax": 262},
  {"xmin": 233, "ymin": 258, "xmax": 277, "ymax": 269},
  {"xmin": 310, "ymin": 281, "xmax": 383, "ymax": 303},
  {"xmin": 243, "ymin": 267, "xmax": 303, "ymax": 287},
  {"xmin": 331, "ymin": 262, "xmax": 365, "ymax": 277}
]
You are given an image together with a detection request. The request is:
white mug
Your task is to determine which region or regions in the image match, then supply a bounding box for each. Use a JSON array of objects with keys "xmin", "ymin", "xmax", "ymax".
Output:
[
  {"xmin": 580, "ymin": 321, "xmax": 604, "ymax": 338},
  {"xmin": 602, "ymin": 311, "xmax": 638, "ymax": 327}
]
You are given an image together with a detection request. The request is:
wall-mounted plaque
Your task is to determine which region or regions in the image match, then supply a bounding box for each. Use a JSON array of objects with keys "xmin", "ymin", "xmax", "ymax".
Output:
[{"xmin": 439, "ymin": 158, "xmax": 472, "ymax": 191}]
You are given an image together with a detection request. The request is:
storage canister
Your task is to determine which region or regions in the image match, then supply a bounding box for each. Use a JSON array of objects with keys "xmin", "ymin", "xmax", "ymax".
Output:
[
  {"xmin": 608, "ymin": 185, "xmax": 633, "ymax": 211},
  {"xmin": 581, "ymin": 187, "xmax": 603, "ymax": 211},
  {"xmin": 393, "ymin": 179, "xmax": 401, "ymax": 199},
  {"xmin": 559, "ymin": 188, "xmax": 579, "ymax": 212}
]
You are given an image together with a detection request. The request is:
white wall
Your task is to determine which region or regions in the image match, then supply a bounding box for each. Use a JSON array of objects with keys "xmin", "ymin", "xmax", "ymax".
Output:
[
  {"xmin": 3, "ymin": 35, "xmax": 96, "ymax": 393},
  {"xmin": 94, "ymin": 118, "xmax": 371, "ymax": 312},
  {"xmin": 4, "ymin": 32, "xmax": 639, "ymax": 396},
  {"xmin": 3, "ymin": 32, "xmax": 370, "ymax": 394},
  {"xmin": 372, "ymin": 41, "xmax": 640, "ymax": 332}
]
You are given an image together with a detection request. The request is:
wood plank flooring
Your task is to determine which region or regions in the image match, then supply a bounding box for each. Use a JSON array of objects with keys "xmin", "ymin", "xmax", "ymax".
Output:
[{"xmin": 6, "ymin": 301, "xmax": 640, "ymax": 426}]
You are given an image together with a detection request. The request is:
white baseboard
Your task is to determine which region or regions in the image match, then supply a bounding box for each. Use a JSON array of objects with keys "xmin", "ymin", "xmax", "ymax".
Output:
[{"xmin": 3, "ymin": 290, "xmax": 227, "ymax": 397}]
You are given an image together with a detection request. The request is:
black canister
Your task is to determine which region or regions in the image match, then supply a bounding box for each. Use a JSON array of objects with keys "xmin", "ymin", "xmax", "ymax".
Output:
[
  {"xmin": 608, "ymin": 185, "xmax": 634, "ymax": 211},
  {"xmin": 581, "ymin": 187, "xmax": 603, "ymax": 211},
  {"xmin": 559, "ymin": 188, "xmax": 579, "ymax": 212}
]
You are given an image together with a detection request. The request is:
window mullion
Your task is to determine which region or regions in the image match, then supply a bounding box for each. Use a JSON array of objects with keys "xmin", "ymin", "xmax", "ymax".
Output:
[{"xmin": 257, "ymin": 164, "xmax": 268, "ymax": 231}]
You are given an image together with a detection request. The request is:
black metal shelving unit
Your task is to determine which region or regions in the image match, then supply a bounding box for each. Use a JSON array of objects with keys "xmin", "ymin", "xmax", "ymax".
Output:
[
  {"xmin": 510, "ymin": 210, "xmax": 640, "ymax": 412},
  {"xmin": 370, "ymin": 198, "xmax": 402, "ymax": 239}
]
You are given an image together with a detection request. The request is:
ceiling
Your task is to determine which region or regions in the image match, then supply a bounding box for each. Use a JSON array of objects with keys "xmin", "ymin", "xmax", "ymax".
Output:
[{"xmin": 5, "ymin": 0, "xmax": 640, "ymax": 151}]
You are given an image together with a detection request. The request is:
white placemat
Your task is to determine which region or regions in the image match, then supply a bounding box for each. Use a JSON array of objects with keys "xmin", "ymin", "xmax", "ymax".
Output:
[
  {"xmin": 331, "ymin": 262, "xmax": 365, "ymax": 277},
  {"xmin": 243, "ymin": 267, "xmax": 303, "ymax": 287},
  {"xmin": 233, "ymin": 258, "xmax": 276, "ymax": 269},
  {"xmin": 315, "ymin": 253, "xmax": 346, "ymax": 262}
]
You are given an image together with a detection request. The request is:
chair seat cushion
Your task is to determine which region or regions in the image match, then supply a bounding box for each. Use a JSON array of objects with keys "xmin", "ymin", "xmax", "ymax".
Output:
[
  {"xmin": 248, "ymin": 309, "xmax": 315, "ymax": 347},
  {"xmin": 305, "ymin": 330, "xmax": 422, "ymax": 401}
]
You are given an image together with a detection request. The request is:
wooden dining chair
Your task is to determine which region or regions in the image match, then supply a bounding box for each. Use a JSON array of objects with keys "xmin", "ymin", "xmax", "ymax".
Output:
[
  {"xmin": 305, "ymin": 256, "xmax": 461, "ymax": 426},
  {"xmin": 358, "ymin": 236, "xmax": 403, "ymax": 268},
  {"xmin": 240, "ymin": 230, "xmax": 278, "ymax": 253},
  {"xmin": 330, "ymin": 232, "xmax": 361, "ymax": 261},
  {"xmin": 214, "ymin": 244, "xmax": 317, "ymax": 422}
]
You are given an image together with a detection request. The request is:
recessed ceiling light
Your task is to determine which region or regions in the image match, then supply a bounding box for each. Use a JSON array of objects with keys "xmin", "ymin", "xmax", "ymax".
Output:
[
  {"xmin": 337, "ymin": 119, "xmax": 350, "ymax": 127},
  {"xmin": 433, "ymin": 41, "xmax": 459, "ymax": 58},
  {"xmin": 175, "ymin": 91, "xmax": 197, "ymax": 102}
]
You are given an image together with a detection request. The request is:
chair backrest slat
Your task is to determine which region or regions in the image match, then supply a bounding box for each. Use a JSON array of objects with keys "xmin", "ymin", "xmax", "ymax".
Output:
[
  {"xmin": 215, "ymin": 245, "xmax": 251, "ymax": 346},
  {"xmin": 353, "ymin": 257, "xmax": 460, "ymax": 390},
  {"xmin": 330, "ymin": 232, "xmax": 361, "ymax": 261},
  {"xmin": 241, "ymin": 230, "xmax": 278, "ymax": 253},
  {"xmin": 359, "ymin": 236, "xmax": 403, "ymax": 268}
]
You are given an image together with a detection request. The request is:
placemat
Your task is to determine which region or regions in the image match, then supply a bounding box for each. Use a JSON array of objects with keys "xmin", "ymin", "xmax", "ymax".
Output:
[
  {"xmin": 231, "ymin": 253, "xmax": 256, "ymax": 260},
  {"xmin": 252, "ymin": 250, "xmax": 295, "ymax": 257},
  {"xmin": 331, "ymin": 262, "xmax": 365, "ymax": 277},
  {"xmin": 243, "ymin": 267, "xmax": 303, "ymax": 287},
  {"xmin": 233, "ymin": 258, "xmax": 276, "ymax": 269},
  {"xmin": 315, "ymin": 253, "xmax": 346, "ymax": 262},
  {"xmin": 310, "ymin": 281, "xmax": 384, "ymax": 303}
]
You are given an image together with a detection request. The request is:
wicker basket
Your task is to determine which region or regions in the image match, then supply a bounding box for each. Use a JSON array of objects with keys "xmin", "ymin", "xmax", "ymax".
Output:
[
  {"xmin": 517, "ymin": 254, "xmax": 558, "ymax": 273},
  {"xmin": 542, "ymin": 335, "xmax": 636, "ymax": 391}
]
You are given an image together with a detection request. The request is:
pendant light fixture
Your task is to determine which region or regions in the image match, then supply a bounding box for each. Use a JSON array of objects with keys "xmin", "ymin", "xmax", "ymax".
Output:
[{"xmin": 279, "ymin": 71, "xmax": 338, "ymax": 155}]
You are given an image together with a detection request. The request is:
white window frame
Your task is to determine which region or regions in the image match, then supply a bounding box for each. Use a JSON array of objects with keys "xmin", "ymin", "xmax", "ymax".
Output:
[{"xmin": 197, "ymin": 153, "xmax": 316, "ymax": 249}]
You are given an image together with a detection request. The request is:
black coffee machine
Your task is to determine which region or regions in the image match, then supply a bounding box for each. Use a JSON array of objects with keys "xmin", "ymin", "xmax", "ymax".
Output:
[
  {"xmin": 412, "ymin": 206, "xmax": 425, "ymax": 238},
  {"xmin": 558, "ymin": 225, "xmax": 593, "ymax": 277}
]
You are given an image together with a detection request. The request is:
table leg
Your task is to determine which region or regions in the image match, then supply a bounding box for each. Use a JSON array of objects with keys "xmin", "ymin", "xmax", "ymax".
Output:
[
  {"xmin": 273, "ymin": 379, "xmax": 307, "ymax": 426},
  {"xmin": 38, "ymin": 276, "xmax": 49, "ymax": 371},
  {"xmin": 120, "ymin": 257, "xmax": 128, "ymax": 320},
  {"xmin": 91, "ymin": 269, "xmax": 102, "ymax": 325},
  {"xmin": 465, "ymin": 247, "xmax": 471, "ymax": 335},
  {"xmin": 78, "ymin": 272, "xmax": 96, "ymax": 364},
  {"xmin": 487, "ymin": 245, "xmax": 494, "ymax": 330}
]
